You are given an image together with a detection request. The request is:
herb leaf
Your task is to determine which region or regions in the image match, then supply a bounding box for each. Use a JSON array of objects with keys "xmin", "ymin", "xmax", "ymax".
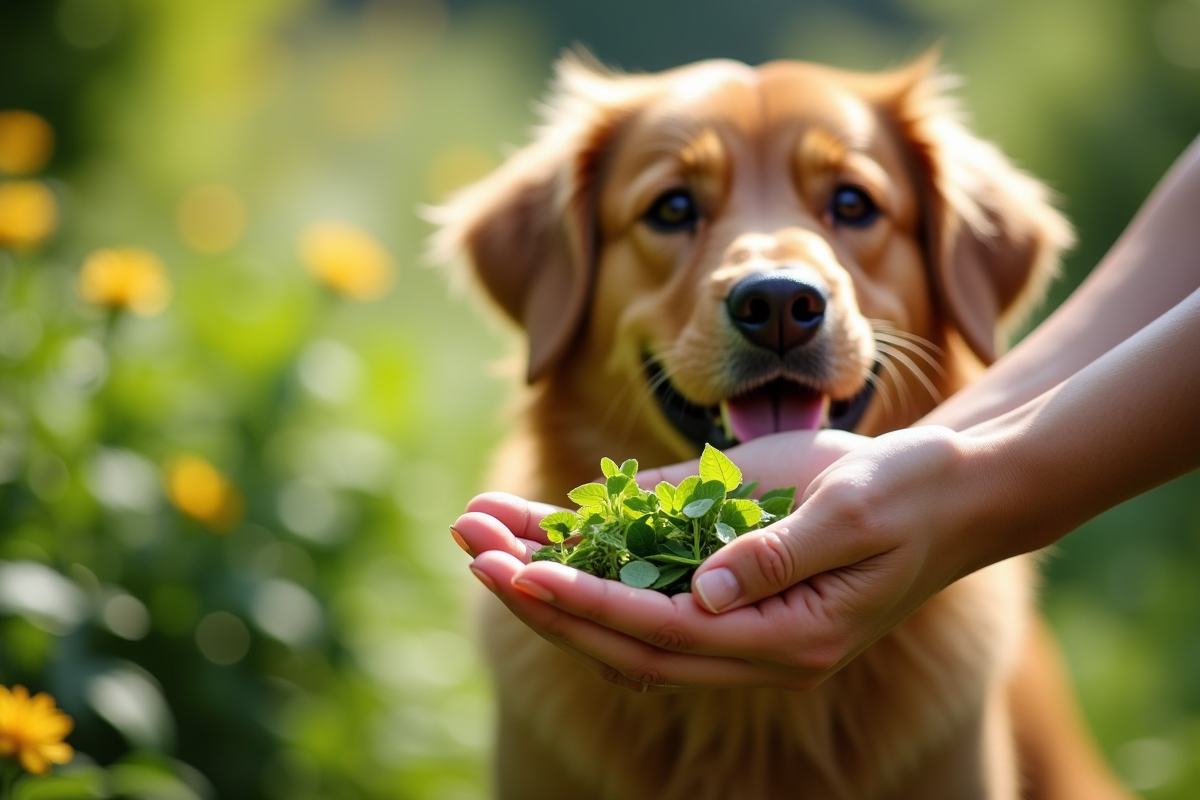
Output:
[
  {"xmin": 544, "ymin": 447, "xmax": 794, "ymax": 594},
  {"xmin": 619, "ymin": 560, "xmax": 660, "ymax": 588},
  {"xmin": 699, "ymin": 443, "xmax": 742, "ymax": 492},
  {"xmin": 568, "ymin": 483, "xmax": 608, "ymax": 506}
]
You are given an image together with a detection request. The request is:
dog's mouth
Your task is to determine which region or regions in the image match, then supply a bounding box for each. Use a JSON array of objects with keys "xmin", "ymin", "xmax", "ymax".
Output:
[{"xmin": 645, "ymin": 358, "xmax": 876, "ymax": 451}]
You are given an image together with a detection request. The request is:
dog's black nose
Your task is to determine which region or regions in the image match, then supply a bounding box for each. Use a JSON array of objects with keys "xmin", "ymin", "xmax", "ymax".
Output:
[{"xmin": 726, "ymin": 272, "xmax": 826, "ymax": 354}]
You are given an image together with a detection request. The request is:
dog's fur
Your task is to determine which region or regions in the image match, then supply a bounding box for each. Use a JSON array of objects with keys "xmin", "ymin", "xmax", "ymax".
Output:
[{"xmin": 436, "ymin": 53, "xmax": 1074, "ymax": 800}]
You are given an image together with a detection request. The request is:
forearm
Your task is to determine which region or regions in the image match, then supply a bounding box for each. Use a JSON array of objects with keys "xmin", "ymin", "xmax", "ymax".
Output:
[
  {"xmin": 957, "ymin": 285, "xmax": 1200, "ymax": 571},
  {"xmin": 926, "ymin": 134, "xmax": 1200, "ymax": 431}
]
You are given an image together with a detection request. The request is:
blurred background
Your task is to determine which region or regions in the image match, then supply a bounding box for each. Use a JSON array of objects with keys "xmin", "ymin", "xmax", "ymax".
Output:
[{"xmin": 0, "ymin": 0, "xmax": 1197, "ymax": 797}]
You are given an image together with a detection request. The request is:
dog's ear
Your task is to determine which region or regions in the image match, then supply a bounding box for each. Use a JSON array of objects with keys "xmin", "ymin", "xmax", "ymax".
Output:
[
  {"xmin": 882, "ymin": 53, "xmax": 1074, "ymax": 364},
  {"xmin": 430, "ymin": 53, "xmax": 645, "ymax": 383}
]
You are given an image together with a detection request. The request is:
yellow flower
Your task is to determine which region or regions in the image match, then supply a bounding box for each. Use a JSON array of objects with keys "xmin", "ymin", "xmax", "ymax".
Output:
[
  {"xmin": 166, "ymin": 455, "xmax": 243, "ymax": 533},
  {"xmin": 0, "ymin": 180, "xmax": 58, "ymax": 251},
  {"xmin": 0, "ymin": 111, "xmax": 55, "ymax": 175},
  {"xmin": 177, "ymin": 184, "xmax": 247, "ymax": 255},
  {"xmin": 299, "ymin": 221, "xmax": 395, "ymax": 300},
  {"xmin": 78, "ymin": 247, "xmax": 172, "ymax": 316},
  {"xmin": 0, "ymin": 685, "xmax": 74, "ymax": 775}
]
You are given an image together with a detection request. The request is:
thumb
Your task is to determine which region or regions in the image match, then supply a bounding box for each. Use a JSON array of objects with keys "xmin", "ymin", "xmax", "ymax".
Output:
[{"xmin": 690, "ymin": 487, "xmax": 871, "ymax": 613}]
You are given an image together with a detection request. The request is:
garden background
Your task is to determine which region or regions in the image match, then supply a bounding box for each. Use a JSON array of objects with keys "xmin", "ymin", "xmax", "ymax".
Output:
[{"xmin": 1, "ymin": 0, "xmax": 1198, "ymax": 797}]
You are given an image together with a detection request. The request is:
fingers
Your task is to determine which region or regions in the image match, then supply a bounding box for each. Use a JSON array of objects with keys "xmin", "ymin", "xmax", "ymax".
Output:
[
  {"xmin": 463, "ymin": 492, "xmax": 559, "ymax": 546},
  {"xmin": 470, "ymin": 552, "xmax": 808, "ymax": 690},
  {"xmin": 690, "ymin": 481, "xmax": 884, "ymax": 613},
  {"xmin": 507, "ymin": 560, "xmax": 821, "ymax": 663},
  {"xmin": 451, "ymin": 510, "xmax": 542, "ymax": 563}
]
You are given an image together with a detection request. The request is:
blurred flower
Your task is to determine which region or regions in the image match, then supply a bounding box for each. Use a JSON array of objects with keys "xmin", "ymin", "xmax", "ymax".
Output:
[
  {"xmin": 0, "ymin": 180, "xmax": 58, "ymax": 251},
  {"xmin": 0, "ymin": 684, "xmax": 74, "ymax": 775},
  {"xmin": 165, "ymin": 455, "xmax": 243, "ymax": 533},
  {"xmin": 299, "ymin": 222, "xmax": 395, "ymax": 301},
  {"xmin": 0, "ymin": 111, "xmax": 54, "ymax": 175},
  {"xmin": 78, "ymin": 247, "xmax": 171, "ymax": 316},
  {"xmin": 177, "ymin": 184, "xmax": 247, "ymax": 254},
  {"xmin": 426, "ymin": 146, "xmax": 494, "ymax": 201}
]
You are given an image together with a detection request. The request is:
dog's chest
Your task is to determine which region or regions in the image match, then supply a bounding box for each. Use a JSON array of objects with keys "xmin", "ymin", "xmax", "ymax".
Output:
[{"xmin": 480, "ymin": 557, "xmax": 1030, "ymax": 800}]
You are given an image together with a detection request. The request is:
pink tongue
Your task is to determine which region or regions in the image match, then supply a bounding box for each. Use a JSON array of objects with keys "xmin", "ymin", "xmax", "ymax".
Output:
[{"xmin": 724, "ymin": 384, "xmax": 825, "ymax": 443}]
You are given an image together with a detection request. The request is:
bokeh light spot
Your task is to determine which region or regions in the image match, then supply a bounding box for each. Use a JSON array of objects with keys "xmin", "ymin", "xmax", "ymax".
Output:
[
  {"xmin": 1114, "ymin": 736, "xmax": 1182, "ymax": 790},
  {"xmin": 56, "ymin": 0, "xmax": 123, "ymax": 49},
  {"xmin": 0, "ymin": 112, "xmax": 55, "ymax": 175},
  {"xmin": 103, "ymin": 593, "xmax": 152, "ymax": 641},
  {"xmin": 78, "ymin": 247, "xmax": 172, "ymax": 316},
  {"xmin": 195, "ymin": 611, "xmax": 251, "ymax": 665},
  {"xmin": 426, "ymin": 146, "xmax": 494, "ymax": 201},
  {"xmin": 0, "ymin": 181, "xmax": 58, "ymax": 250},
  {"xmin": 1154, "ymin": 3, "xmax": 1200, "ymax": 70},
  {"xmin": 165, "ymin": 454, "xmax": 243, "ymax": 533},
  {"xmin": 177, "ymin": 184, "xmax": 247, "ymax": 254},
  {"xmin": 298, "ymin": 221, "xmax": 395, "ymax": 301}
]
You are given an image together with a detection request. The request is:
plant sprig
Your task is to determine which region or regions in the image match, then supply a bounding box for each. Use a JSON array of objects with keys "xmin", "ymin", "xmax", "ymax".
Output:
[{"xmin": 533, "ymin": 445, "xmax": 796, "ymax": 594}]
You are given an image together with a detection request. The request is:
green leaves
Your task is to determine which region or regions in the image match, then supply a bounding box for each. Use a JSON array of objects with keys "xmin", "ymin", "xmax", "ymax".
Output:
[
  {"xmin": 699, "ymin": 443, "xmax": 742, "ymax": 492},
  {"xmin": 619, "ymin": 560, "xmax": 660, "ymax": 588},
  {"xmin": 567, "ymin": 483, "xmax": 608, "ymax": 506},
  {"xmin": 545, "ymin": 446, "xmax": 796, "ymax": 594}
]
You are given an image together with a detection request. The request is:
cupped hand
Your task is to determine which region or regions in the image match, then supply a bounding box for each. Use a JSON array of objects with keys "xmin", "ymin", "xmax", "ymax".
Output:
[{"xmin": 451, "ymin": 426, "xmax": 1005, "ymax": 692}]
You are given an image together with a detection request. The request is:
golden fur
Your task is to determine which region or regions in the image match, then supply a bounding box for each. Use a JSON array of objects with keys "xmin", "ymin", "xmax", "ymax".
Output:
[{"xmin": 435, "ymin": 52, "xmax": 1074, "ymax": 800}]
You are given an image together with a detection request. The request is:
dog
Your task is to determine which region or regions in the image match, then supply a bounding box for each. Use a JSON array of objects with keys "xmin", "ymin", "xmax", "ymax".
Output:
[{"xmin": 436, "ymin": 52, "xmax": 1076, "ymax": 799}]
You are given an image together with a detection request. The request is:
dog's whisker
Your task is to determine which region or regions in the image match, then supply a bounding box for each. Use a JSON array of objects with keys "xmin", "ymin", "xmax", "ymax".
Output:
[
  {"xmin": 875, "ymin": 353, "xmax": 912, "ymax": 419},
  {"xmin": 874, "ymin": 333, "xmax": 947, "ymax": 378},
  {"xmin": 875, "ymin": 344, "xmax": 943, "ymax": 406},
  {"xmin": 868, "ymin": 320, "xmax": 946, "ymax": 357},
  {"xmin": 863, "ymin": 369, "xmax": 895, "ymax": 423}
]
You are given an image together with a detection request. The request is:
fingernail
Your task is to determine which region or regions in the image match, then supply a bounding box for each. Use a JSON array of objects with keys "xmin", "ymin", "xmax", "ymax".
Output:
[
  {"xmin": 469, "ymin": 566, "xmax": 497, "ymax": 592},
  {"xmin": 511, "ymin": 577, "xmax": 555, "ymax": 603},
  {"xmin": 449, "ymin": 526, "xmax": 473, "ymax": 556},
  {"xmin": 694, "ymin": 568, "xmax": 740, "ymax": 613}
]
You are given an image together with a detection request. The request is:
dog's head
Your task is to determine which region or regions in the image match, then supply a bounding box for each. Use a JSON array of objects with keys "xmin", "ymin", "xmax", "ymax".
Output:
[{"xmin": 434, "ymin": 53, "xmax": 1071, "ymax": 460}]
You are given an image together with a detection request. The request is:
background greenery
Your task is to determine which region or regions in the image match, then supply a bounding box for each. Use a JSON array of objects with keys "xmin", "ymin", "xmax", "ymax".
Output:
[{"xmin": 0, "ymin": 0, "xmax": 1197, "ymax": 797}]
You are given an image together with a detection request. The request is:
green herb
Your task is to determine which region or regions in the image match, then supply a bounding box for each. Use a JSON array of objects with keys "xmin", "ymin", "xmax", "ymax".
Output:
[{"xmin": 533, "ymin": 444, "xmax": 796, "ymax": 594}]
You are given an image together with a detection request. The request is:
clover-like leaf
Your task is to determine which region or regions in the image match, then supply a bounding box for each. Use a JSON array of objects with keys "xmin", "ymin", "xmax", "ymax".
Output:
[
  {"xmin": 699, "ymin": 443, "xmax": 742, "ymax": 492},
  {"xmin": 674, "ymin": 476, "xmax": 701, "ymax": 507},
  {"xmin": 539, "ymin": 510, "xmax": 581, "ymax": 536},
  {"xmin": 758, "ymin": 496, "xmax": 794, "ymax": 519},
  {"xmin": 681, "ymin": 498, "xmax": 715, "ymax": 518},
  {"xmin": 619, "ymin": 560, "xmax": 660, "ymax": 589},
  {"xmin": 654, "ymin": 481, "xmax": 676, "ymax": 513},
  {"xmin": 620, "ymin": 459, "xmax": 638, "ymax": 478},
  {"xmin": 720, "ymin": 498, "xmax": 763, "ymax": 530},
  {"xmin": 714, "ymin": 521, "xmax": 736, "ymax": 544},
  {"xmin": 625, "ymin": 519, "xmax": 657, "ymax": 558},
  {"xmin": 568, "ymin": 483, "xmax": 608, "ymax": 507},
  {"xmin": 600, "ymin": 457, "xmax": 620, "ymax": 478},
  {"xmin": 623, "ymin": 496, "xmax": 653, "ymax": 515},
  {"xmin": 606, "ymin": 474, "xmax": 633, "ymax": 499}
]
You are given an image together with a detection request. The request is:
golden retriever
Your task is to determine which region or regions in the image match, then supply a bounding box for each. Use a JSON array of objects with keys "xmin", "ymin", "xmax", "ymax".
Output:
[{"xmin": 436, "ymin": 52, "xmax": 1090, "ymax": 800}]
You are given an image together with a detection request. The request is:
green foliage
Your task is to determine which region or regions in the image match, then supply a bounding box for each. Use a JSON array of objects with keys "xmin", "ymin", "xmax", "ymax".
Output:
[{"xmin": 532, "ymin": 445, "xmax": 795, "ymax": 594}]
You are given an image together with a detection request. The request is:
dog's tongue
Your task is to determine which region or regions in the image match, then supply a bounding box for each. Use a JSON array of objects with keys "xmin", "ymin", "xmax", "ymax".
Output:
[{"xmin": 722, "ymin": 383, "xmax": 826, "ymax": 443}]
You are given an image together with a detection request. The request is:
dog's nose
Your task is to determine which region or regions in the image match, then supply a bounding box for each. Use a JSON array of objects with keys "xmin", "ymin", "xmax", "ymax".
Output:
[{"xmin": 726, "ymin": 271, "xmax": 826, "ymax": 354}]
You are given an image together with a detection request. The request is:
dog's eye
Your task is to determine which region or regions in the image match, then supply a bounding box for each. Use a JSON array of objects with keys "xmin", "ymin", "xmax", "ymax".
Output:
[
  {"xmin": 644, "ymin": 189, "xmax": 699, "ymax": 233},
  {"xmin": 830, "ymin": 186, "xmax": 879, "ymax": 227}
]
